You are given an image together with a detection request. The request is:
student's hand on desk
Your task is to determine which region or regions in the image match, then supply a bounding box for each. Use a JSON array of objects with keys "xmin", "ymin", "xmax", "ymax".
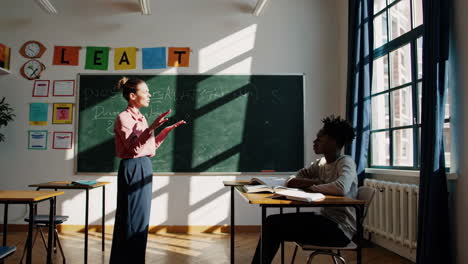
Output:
[
  {"xmin": 286, "ymin": 178, "xmax": 317, "ymax": 188},
  {"xmin": 150, "ymin": 109, "xmax": 171, "ymax": 130}
]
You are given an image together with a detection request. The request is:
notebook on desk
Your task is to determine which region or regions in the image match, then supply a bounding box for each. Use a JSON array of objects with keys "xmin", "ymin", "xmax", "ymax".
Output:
[{"xmin": 71, "ymin": 180, "xmax": 97, "ymax": 186}]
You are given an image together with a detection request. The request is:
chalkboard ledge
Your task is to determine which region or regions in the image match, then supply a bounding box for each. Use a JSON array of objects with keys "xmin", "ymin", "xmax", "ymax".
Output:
[{"xmin": 74, "ymin": 172, "xmax": 296, "ymax": 176}]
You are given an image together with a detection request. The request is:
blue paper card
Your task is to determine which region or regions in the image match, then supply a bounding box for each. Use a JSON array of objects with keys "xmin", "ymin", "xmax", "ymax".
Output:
[{"xmin": 142, "ymin": 47, "xmax": 166, "ymax": 69}]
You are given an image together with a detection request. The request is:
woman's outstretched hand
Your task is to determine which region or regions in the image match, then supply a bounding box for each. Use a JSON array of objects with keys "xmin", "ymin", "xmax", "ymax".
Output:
[
  {"xmin": 165, "ymin": 120, "xmax": 187, "ymax": 131},
  {"xmin": 150, "ymin": 109, "xmax": 171, "ymax": 130}
]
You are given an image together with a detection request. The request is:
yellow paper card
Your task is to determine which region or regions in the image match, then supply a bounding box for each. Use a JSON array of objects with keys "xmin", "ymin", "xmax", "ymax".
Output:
[
  {"xmin": 52, "ymin": 103, "xmax": 73, "ymax": 124},
  {"xmin": 114, "ymin": 47, "xmax": 137, "ymax": 70}
]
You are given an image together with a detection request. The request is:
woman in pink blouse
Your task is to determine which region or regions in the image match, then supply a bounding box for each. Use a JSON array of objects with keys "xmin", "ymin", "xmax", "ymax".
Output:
[{"xmin": 110, "ymin": 77, "xmax": 185, "ymax": 264}]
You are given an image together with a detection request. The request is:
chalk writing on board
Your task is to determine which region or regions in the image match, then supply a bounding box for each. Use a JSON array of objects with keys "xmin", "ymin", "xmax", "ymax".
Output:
[{"xmin": 93, "ymin": 106, "xmax": 121, "ymax": 120}]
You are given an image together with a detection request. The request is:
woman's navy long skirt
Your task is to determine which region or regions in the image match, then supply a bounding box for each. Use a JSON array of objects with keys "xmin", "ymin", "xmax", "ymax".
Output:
[{"xmin": 110, "ymin": 156, "xmax": 153, "ymax": 264}]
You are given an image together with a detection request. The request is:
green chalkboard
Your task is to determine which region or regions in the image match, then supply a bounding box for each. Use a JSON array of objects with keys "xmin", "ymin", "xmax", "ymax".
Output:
[{"xmin": 77, "ymin": 74, "xmax": 304, "ymax": 173}]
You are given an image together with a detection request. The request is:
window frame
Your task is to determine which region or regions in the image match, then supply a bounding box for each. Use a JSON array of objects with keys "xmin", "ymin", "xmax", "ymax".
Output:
[{"xmin": 367, "ymin": 0, "xmax": 451, "ymax": 170}]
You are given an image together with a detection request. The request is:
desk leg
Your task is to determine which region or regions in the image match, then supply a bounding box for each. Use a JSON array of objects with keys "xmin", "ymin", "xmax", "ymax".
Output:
[
  {"xmin": 102, "ymin": 185, "xmax": 105, "ymax": 251},
  {"xmin": 261, "ymin": 206, "xmax": 266, "ymax": 264},
  {"xmin": 26, "ymin": 203, "xmax": 34, "ymax": 264},
  {"xmin": 85, "ymin": 189, "xmax": 89, "ymax": 264},
  {"xmin": 356, "ymin": 205, "xmax": 363, "ymax": 264},
  {"xmin": 47, "ymin": 198, "xmax": 55, "ymax": 264},
  {"xmin": 280, "ymin": 207, "xmax": 284, "ymax": 264},
  {"xmin": 230, "ymin": 186, "xmax": 235, "ymax": 264},
  {"xmin": 3, "ymin": 203, "xmax": 8, "ymax": 246}
]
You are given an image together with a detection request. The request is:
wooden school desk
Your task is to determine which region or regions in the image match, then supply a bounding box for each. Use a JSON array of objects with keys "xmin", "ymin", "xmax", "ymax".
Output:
[
  {"xmin": 223, "ymin": 181, "xmax": 366, "ymax": 264},
  {"xmin": 0, "ymin": 190, "xmax": 64, "ymax": 264},
  {"xmin": 29, "ymin": 181, "xmax": 110, "ymax": 264}
]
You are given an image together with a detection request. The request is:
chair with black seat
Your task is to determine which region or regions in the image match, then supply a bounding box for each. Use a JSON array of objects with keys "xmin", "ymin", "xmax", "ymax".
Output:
[
  {"xmin": 290, "ymin": 186, "xmax": 376, "ymax": 264},
  {"xmin": 0, "ymin": 246, "xmax": 16, "ymax": 263},
  {"xmin": 19, "ymin": 214, "xmax": 68, "ymax": 264}
]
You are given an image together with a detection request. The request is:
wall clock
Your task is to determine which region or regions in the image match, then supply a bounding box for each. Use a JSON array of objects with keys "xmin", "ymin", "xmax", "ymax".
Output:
[
  {"xmin": 20, "ymin": 59, "xmax": 45, "ymax": 80},
  {"xmin": 19, "ymin": 40, "xmax": 46, "ymax": 58}
]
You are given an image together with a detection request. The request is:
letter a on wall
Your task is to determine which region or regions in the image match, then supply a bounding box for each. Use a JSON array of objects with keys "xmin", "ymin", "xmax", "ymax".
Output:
[
  {"xmin": 85, "ymin": 47, "xmax": 110, "ymax": 70},
  {"xmin": 53, "ymin": 46, "xmax": 80, "ymax": 66},
  {"xmin": 114, "ymin": 47, "xmax": 137, "ymax": 70},
  {"xmin": 167, "ymin": 47, "xmax": 190, "ymax": 67}
]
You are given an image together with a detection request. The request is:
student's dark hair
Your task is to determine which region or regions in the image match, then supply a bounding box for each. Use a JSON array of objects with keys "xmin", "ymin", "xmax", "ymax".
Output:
[
  {"xmin": 321, "ymin": 115, "xmax": 355, "ymax": 148},
  {"xmin": 116, "ymin": 77, "xmax": 145, "ymax": 101}
]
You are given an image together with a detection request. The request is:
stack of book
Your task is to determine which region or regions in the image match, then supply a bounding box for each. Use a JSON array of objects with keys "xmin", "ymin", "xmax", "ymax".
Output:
[{"xmin": 0, "ymin": 43, "xmax": 11, "ymax": 70}]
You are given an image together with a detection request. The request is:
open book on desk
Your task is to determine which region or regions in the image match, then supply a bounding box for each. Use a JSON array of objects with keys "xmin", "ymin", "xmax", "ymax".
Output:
[
  {"xmin": 242, "ymin": 176, "xmax": 296, "ymax": 193},
  {"xmin": 270, "ymin": 189, "xmax": 325, "ymax": 202}
]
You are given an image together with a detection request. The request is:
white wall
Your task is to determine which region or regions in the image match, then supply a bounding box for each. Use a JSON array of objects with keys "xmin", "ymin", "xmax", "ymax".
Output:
[{"xmin": 0, "ymin": 0, "xmax": 349, "ymax": 227}]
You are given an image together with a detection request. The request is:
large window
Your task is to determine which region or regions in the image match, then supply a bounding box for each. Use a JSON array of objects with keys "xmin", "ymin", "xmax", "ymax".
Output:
[{"xmin": 369, "ymin": 0, "xmax": 451, "ymax": 169}]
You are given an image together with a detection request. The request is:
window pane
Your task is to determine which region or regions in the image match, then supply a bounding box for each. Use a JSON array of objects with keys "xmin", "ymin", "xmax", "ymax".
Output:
[
  {"xmin": 444, "ymin": 123, "xmax": 451, "ymax": 168},
  {"xmin": 412, "ymin": 0, "xmax": 423, "ymax": 28},
  {"xmin": 374, "ymin": 11, "xmax": 388, "ymax": 49},
  {"xmin": 389, "ymin": 0, "xmax": 411, "ymax": 41},
  {"xmin": 417, "ymin": 81, "xmax": 422, "ymax": 123},
  {"xmin": 417, "ymin": 37, "xmax": 423, "ymax": 79},
  {"xmin": 375, "ymin": 0, "xmax": 387, "ymax": 14},
  {"xmin": 372, "ymin": 94, "xmax": 390, "ymax": 130},
  {"xmin": 372, "ymin": 55, "xmax": 389, "ymax": 93},
  {"xmin": 445, "ymin": 81, "xmax": 450, "ymax": 119},
  {"xmin": 371, "ymin": 131, "xmax": 390, "ymax": 166},
  {"xmin": 393, "ymin": 128, "xmax": 414, "ymax": 166},
  {"xmin": 418, "ymin": 127, "xmax": 421, "ymax": 166},
  {"xmin": 390, "ymin": 44, "xmax": 412, "ymax": 87},
  {"xmin": 391, "ymin": 86, "xmax": 413, "ymax": 127}
]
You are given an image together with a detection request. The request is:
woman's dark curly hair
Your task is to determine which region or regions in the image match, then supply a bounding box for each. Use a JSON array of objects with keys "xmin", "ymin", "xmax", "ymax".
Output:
[{"xmin": 321, "ymin": 115, "xmax": 356, "ymax": 148}]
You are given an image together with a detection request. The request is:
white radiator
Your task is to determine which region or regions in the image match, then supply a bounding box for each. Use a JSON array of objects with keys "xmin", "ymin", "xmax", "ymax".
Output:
[{"xmin": 363, "ymin": 179, "xmax": 419, "ymax": 250}]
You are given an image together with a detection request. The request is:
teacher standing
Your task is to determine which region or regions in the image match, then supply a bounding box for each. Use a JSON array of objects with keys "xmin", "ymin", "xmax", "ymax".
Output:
[{"xmin": 110, "ymin": 77, "xmax": 186, "ymax": 264}]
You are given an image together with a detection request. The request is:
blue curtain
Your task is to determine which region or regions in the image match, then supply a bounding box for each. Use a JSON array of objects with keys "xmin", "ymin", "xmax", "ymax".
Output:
[
  {"xmin": 416, "ymin": 0, "xmax": 452, "ymax": 263},
  {"xmin": 345, "ymin": 0, "xmax": 373, "ymax": 186}
]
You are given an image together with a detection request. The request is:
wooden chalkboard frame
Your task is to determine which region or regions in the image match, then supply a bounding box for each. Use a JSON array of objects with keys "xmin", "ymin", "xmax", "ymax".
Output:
[{"xmin": 74, "ymin": 73, "xmax": 305, "ymax": 175}]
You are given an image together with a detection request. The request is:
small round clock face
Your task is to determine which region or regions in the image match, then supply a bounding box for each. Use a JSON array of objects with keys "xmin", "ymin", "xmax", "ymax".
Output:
[
  {"xmin": 20, "ymin": 40, "xmax": 46, "ymax": 58},
  {"xmin": 25, "ymin": 42, "xmax": 40, "ymax": 57},
  {"xmin": 21, "ymin": 60, "xmax": 44, "ymax": 80}
]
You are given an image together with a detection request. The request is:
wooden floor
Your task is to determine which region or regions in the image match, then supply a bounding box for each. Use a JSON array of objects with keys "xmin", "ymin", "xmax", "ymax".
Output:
[{"xmin": 2, "ymin": 231, "xmax": 413, "ymax": 263}]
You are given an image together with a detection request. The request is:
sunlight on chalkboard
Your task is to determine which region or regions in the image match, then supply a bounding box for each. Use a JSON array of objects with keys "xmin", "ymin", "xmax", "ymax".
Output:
[
  {"xmin": 195, "ymin": 75, "xmax": 251, "ymax": 107},
  {"xmin": 199, "ymin": 24, "xmax": 257, "ymax": 73},
  {"xmin": 192, "ymin": 94, "xmax": 247, "ymax": 169},
  {"xmin": 77, "ymin": 74, "xmax": 304, "ymax": 173}
]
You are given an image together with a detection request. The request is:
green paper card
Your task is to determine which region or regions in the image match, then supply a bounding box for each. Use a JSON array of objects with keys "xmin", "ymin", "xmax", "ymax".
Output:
[{"xmin": 85, "ymin": 47, "xmax": 109, "ymax": 70}]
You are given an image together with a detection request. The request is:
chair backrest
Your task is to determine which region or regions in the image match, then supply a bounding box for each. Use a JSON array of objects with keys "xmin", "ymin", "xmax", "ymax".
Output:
[{"xmin": 357, "ymin": 186, "xmax": 376, "ymax": 223}]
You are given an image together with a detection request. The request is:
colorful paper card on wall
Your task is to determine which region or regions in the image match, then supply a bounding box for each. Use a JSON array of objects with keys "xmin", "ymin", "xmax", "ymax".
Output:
[
  {"xmin": 142, "ymin": 47, "xmax": 166, "ymax": 69},
  {"xmin": 28, "ymin": 130, "xmax": 48, "ymax": 150},
  {"xmin": 53, "ymin": 131, "xmax": 73, "ymax": 149},
  {"xmin": 167, "ymin": 47, "xmax": 190, "ymax": 67},
  {"xmin": 114, "ymin": 47, "xmax": 137, "ymax": 70},
  {"xmin": 52, "ymin": 103, "xmax": 73, "ymax": 124},
  {"xmin": 85, "ymin": 47, "xmax": 110, "ymax": 70},
  {"xmin": 53, "ymin": 80, "xmax": 75, "ymax": 96},
  {"xmin": 32, "ymin": 80, "xmax": 50, "ymax": 97},
  {"xmin": 53, "ymin": 46, "xmax": 80, "ymax": 66},
  {"xmin": 0, "ymin": 43, "xmax": 10, "ymax": 70},
  {"xmin": 29, "ymin": 103, "xmax": 48, "ymax": 125}
]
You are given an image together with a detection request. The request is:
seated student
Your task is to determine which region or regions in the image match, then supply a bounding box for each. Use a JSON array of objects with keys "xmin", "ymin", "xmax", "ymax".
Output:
[{"xmin": 251, "ymin": 115, "xmax": 357, "ymax": 264}]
